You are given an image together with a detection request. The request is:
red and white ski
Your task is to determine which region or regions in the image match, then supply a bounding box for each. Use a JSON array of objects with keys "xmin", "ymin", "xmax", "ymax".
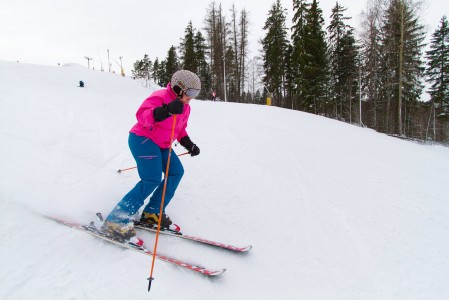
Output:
[
  {"xmin": 93, "ymin": 212, "xmax": 251, "ymax": 253},
  {"xmin": 134, "ymin": 221, "xmax": 252, "ymax": 253},
  {"xmin": 46, "ymin": 216, "xmax": 226, "ymax": 277}
]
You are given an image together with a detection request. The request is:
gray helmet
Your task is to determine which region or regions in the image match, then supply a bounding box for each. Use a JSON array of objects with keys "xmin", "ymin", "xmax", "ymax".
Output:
[{"xmin": 171, "ymin": 70, "xmax": 201, "ymax": 98}]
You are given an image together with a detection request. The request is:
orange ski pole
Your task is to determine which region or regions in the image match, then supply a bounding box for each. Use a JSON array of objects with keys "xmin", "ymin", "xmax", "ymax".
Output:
[{"xmin": 147, "ymin": 114, "xmax": 177, "ymax": 292}]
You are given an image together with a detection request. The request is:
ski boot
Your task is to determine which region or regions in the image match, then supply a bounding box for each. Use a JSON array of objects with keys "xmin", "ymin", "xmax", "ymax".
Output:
[
  {"xmin": 102, "ymin": 220, "xmax": 144, "ymax": 247},
  {"xmin": 137, "ymin": 212, "xmax": 180, "ymax": 232}
]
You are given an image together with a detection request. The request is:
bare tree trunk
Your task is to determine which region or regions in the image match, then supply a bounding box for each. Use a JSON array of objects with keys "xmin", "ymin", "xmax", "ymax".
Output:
[
  {"xmin": 230, "ymin": 5, "xmax": 240, "ymax": 102},
  {"xmin": 397, "ymin": 1, "xmax": 404, "ymax": 135},
  {"xmin": 240, "ymin": 9, "xmax": 248, "ymax": 101}
]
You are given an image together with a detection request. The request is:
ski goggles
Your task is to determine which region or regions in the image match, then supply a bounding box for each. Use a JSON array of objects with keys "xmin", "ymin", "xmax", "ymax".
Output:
[{"xmin": 184, "ymin": 88, "xmax": 200, "ymax": 98}]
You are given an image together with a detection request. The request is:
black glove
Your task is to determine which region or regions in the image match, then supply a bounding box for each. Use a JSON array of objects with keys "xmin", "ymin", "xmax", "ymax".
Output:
[
  {"xmin": 180, "ymin": 136, "xmax": 200, "ymax": 157},
  {"xmin": 153, "ymin": 99, "xmax": 184, "ymax": 122},
  {"xmin": 167, "ymin": 98, "xmax": 184, "ymax": 114}
]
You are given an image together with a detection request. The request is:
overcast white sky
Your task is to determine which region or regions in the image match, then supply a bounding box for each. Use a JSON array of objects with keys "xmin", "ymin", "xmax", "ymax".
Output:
[{"xmin": 0, "ymin": 0, "xmax": 446, "ymax": 75}]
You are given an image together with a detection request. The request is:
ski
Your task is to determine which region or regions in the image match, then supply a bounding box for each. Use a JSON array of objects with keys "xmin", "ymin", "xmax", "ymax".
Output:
[
  {"xmin": 46, "ymin": 216, "xmax": 226, "ymax": 277},
  {"xmin": 94, "ymin": 212, "xmax": 252, "ymax": 252},
  {"xmin": 134, "ymin": 221, "xmax": 253, "ymax": 253}
]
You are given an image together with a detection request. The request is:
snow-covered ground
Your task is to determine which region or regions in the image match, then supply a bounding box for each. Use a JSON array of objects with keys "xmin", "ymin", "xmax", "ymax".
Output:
[{"xmin": 1, "ymin": 60, "xmax": 448, "ymax": 299}]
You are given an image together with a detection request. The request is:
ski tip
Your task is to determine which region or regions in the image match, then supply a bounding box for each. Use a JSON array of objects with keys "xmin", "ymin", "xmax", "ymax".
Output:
[
  {"xmin": 207, "ymin": 268, "xmax": 226, "ymax": 276},
  {"xmin": 171, "ymin": 223, "xmax": 181, "ymax": 232},
  {"xmin": 240, "ymin": 245, "xmax": 253, "ymax": 252}
]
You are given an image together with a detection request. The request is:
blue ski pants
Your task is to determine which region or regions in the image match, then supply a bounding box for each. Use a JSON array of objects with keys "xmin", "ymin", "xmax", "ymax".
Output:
[{"xmin": 106, "ymin": 133, "xmax": 184, "ymax": 223}]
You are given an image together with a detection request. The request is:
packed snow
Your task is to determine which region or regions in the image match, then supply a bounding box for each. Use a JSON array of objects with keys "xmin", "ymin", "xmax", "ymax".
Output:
[{"xmin": 1, "ymin": 60, "xmax": 448, "ymax": 299}]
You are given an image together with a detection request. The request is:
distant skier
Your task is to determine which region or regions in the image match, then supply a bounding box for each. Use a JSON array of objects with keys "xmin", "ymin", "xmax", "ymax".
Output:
[
  {"xmin": 79, "ymin": 80, "xmax": 84, "ymax": 87},
  {"xmin": 211, "ymin": 90, "xmax": 216, "ymax": 101},
  {"xmin": 103, "ymin": 70, "xmax": 201, "ymax": 243}
]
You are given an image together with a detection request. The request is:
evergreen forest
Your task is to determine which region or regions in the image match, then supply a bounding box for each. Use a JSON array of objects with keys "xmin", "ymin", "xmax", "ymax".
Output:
[{"xmin": 132, "ymin": 0, "xmax": 449, "ymax": 143}]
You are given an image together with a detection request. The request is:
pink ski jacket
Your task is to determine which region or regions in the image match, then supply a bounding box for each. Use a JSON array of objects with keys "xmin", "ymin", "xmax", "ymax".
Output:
[{"xmin": 130, "ymin": 83, "xmax": 190, "ymax": 148}]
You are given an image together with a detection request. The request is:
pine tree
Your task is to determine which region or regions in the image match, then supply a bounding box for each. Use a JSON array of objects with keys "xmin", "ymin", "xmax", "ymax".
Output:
[
  {"xmin": 225, "ymin": 44, "xmax": 237, "ymax": 101},
  {"xmin": 194, "ymin": 30, "xmax": 211, "ymax": 99},
  {"xmin": 328, "ymin": 2, "xmax": 354, "ymax": 120},
  {"xmin": 328, "ymin": 2, "xmax": 360, "ymax": 122},
  {"xmin": 179, "ymin": 21, "xmax": 197, "ymax": 72},
  {"xmin": 360, "ymin": 0, "xmax": 383, "ymax": 130},
  {"xmin": 164, "ymin": 46, "xmax": 180, "ymax": 85},
  {"xmin": 132, "ymin": 54, "xmax": 151, "ymax": 79},
  {"xmin": 152, "ymin": 58, "xmax": 163, "ymax": 86},
  {"xmin": 340, "ymin": 29, "xmax": 359, "ymax": 122},
  {"xmin": 301, "ymin": 0, "xmax": 329, "ymax": 113},
  {"xmin": 291, "ymin": 0, "xmax": 311, "ymax": 110},
  {"xmin": 381, "ymin": 0, "xmax": 426, "ymax": 135},
  {"xmin": 132, "ymin": 54, "xmax": 153, "ymax": 88},
  {"xmin": 261, "ymin": 0, "xmax": 290, "ymax": 107},
  {"xmin": 425, "ymin": 16, "xmax": 449, "ymax": 113},
  {"xmin": 132, "ymin": 57, "xmax": 145, "ymax": 79},
  {"xmin": 284, "ymin": 44, "xmax": 295, "ymax": 109},
  {"xmin": 158, "ymin": 60, "xmax": 167, "ymax": 85}
]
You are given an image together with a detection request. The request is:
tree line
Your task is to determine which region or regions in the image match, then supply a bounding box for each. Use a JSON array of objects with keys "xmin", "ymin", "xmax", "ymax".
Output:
[{"xmin": 132, "ymin": 0, "xmax": 449, "ymax": 143}]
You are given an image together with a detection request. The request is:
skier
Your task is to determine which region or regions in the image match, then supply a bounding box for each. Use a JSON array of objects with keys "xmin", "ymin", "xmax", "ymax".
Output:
[{"xmin": 102, "ymin": 70, "xmax": 201, "ymax": 242}]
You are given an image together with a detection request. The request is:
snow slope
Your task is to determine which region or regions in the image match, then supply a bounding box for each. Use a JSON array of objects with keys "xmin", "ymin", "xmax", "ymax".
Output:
[{"xmin": 1, "ymin": 60, "xmax": 449, "ymax": 299}]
